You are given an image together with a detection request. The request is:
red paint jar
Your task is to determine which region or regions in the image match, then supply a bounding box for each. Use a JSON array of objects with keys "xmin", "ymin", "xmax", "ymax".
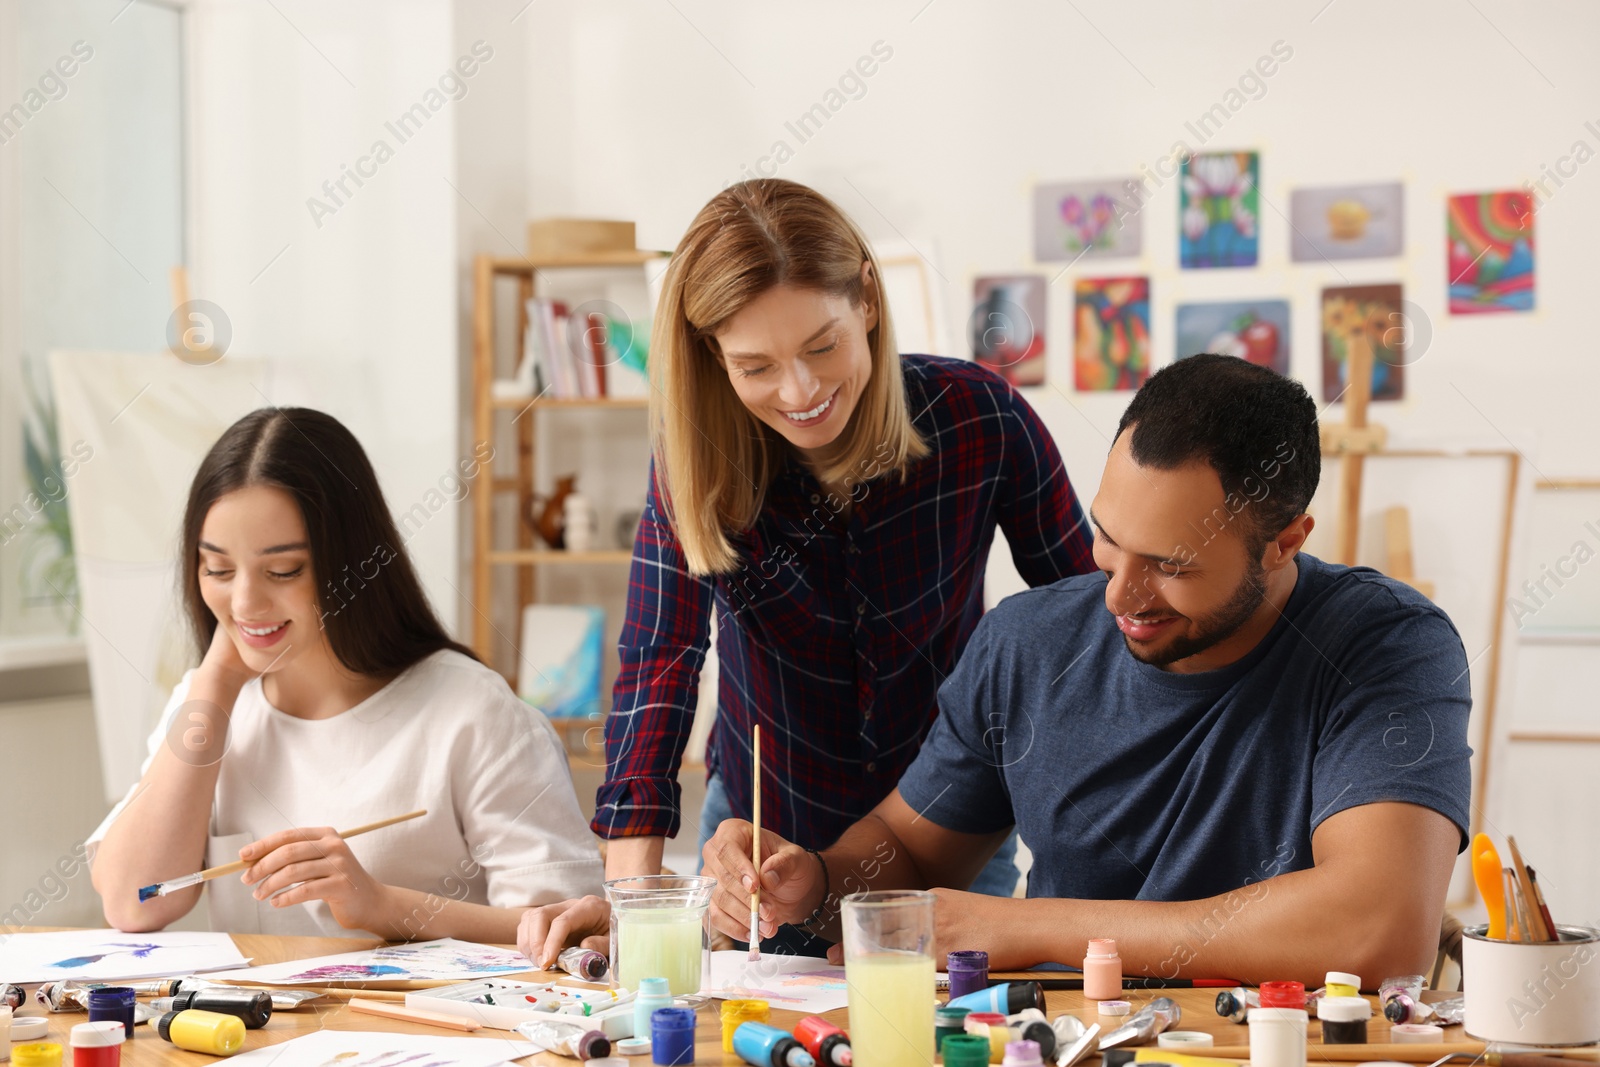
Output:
[
  {"xmin": 70, "ymin": 1021, "xmax": 125, "ymax": 1067},
  {"xmin": 1259, "ymin": 981, "xmax": 1307, "ymax": 1009}
]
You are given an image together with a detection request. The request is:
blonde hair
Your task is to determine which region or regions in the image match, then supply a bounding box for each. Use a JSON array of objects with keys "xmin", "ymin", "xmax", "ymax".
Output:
[{"xmin": 649, "ymin": 180, "xmax": 928, "ymax": 576}]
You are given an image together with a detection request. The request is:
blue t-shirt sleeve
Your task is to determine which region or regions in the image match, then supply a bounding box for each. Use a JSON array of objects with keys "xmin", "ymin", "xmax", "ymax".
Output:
[
  {"xmin": 897, "ymin": 611, "xmax": 1020, "ymax": 836},
  {"xmin": 1310, "ymin": 587, "xmax": 1473, "ymax": 850}
]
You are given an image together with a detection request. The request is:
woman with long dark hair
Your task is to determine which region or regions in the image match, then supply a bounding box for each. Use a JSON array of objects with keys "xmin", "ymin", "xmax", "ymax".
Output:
[{"xmin": 90, "ymin": 407, "xmax": 602, "ymax": 939}]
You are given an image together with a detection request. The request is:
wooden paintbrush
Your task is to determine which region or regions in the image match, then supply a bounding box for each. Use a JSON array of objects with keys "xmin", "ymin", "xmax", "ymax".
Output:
[
  {"xmin": 749, "ymin": 723, "xmax": 762, "ymax": 960},
  {"xmin": 137, "ymin": 810, "xmax": 427, "ymax": 901}
]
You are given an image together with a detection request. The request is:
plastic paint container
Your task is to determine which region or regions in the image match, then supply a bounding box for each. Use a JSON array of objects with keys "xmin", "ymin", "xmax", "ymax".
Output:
[
  {"xmin": 1002, "ymin": 1039, "xmax": 1043, "ymax": 1066},
  {"xmin": 650, "ymin": 1006, "xmax": 696, "ymax": 1066},
  {"xmin": 1099, "ymin": 999, "xmax": 1132, "ymax": 1016},
  {"xmin": 85, "ymin": 989, "xmax": 136, "ymax": 1041},
  {"xmin": 617, "ymin": 1038, "xmax": 652, "ymax": 1056},
  {"xmin": 1, "ymin": 1005, "xmax": 11, "ymax": 1063},
  {"xmin": 720, "ymin": 1000, "xmax": 770, "ymax": 1052},
  {"xmin": 940, "ymin": 1034, "xmax": 992, "ymax": 1067},
  {"xmin": 1082, "ymin": 939, "xmax": 1122, "ymax": 1000},
  {"xmin": 945, "ymin": 951, "xmax": 989, "ymax": 1000},
  {"xmin": 731, "ymin": 1022, "xmax": 815, "ymax": 1067},
  {"xmin": 12, "ymin": 1047, "xmax": 63, "ymax": 1067},
  {"xmin": 151, "ymin": 990, "xmax": 272, "ymax": 1029},
  {"xmin": 634, "ymin": 978, "xmax": 673, "ymax": 1042},
  {"xmin": 156, "ymin": 1010, "xmax": 245, "ymax": 1056},
  {"xmin": 935, "ymin": 1005, "xmax": 970, "ymax": 1048},
  {"xmin": 69, "ymin": 1022, "xmax": 125, "ymax": 1067},
  {"xmin": 1259, "ymin": 981, "xmax": 1307, "ymax": 1009},
  {"xmin": 1318, "ymin": 996, "xmax": 1371, "ymax": 1043},
  {"xmin": 1248, "ymin": 1006, "xmax": 1308, "ymax": 1067},
  {"xmin": 10, "ymin": 1017, "xmax": 49, "ymax": 1042},
  {"xmin": 793, "ymin": 1016, "xmax": 852, "ymax": 1067},
  {"xmin": 1325, "ymin": 972, "xmax": 1361, "ymax": 998}
]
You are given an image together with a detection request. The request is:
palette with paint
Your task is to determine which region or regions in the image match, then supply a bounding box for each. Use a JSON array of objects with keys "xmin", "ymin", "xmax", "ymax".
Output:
[{"xmin": 406, "ymin": 978, "xmax": 626, "ymax": 1033}]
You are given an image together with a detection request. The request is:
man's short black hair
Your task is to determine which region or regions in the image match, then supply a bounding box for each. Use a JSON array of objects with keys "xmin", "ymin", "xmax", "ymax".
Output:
[{"xmin": 1114, "ymin": 354, "xmax": 1320, "ymax": 553}]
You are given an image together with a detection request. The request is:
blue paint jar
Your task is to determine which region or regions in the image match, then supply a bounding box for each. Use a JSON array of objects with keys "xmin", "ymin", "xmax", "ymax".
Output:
[
  {"xmin": 651, "ymin": 1006, "xmax": 696, "ymax": 1066},
  {"xmin": 87, "ymin": 987, "xmax": 137, "ymax": 1040}
]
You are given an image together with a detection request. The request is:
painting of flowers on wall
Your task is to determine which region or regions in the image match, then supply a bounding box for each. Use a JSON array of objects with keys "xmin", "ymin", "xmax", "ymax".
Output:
[
  {"xmin": 1447, "ymin": 191, "xmax": 1535, "ymax": 314},
  {"xmin": 1033, "ymin": 179, "xmax": 1143, "ymax": 261},
  {"xmin": 1074, "ymin": 276, "xmax": 1150, "ymax": 392},
  {"xmin": 1321, "ymin": 284, "xmax": 1405, "ymax": 402},
  {"xmin": 1181, "ymin": 151, "xmax": 1259, "ymax": 268}
]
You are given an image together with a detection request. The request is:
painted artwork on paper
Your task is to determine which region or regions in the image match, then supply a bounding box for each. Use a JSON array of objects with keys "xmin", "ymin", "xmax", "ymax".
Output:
[
  {"xmin": 704, "ymin": 950, "xmax": 851, "ymax": 1013},
  {"xmin": 204, "ymin": 938, "xmax": 532, "ymax": 985},
  {"xmin": 971, "ymin": 274, "xmax": 1047, "ymax": 387},
  {"xmin": 1180, "ymin": 151, "xmax": 1259, "ymax": 268},
  {"xmin": 1073, "ymin": 277, "xmax": 1150, "ymax": 392},
  {"xmin": 1033, "ymin": 179, "xmax": 1144, "ymax": 261},
  {"xmin": 0, "ymin": 930, "xmax": 249, "ymax": 983},
  {"xmin": 1447, "ymin": 191, "xmax": 1535, "ymax": 313},
  {"xmin": 1175, "ymin": 300, "xmax": 1290, "ymax": 376},
  {"xmin": 1289, "ymin": 182, "xmax": 1404, "ymax": 261},
  {"xmin": 1321, "ymin": 284, "xmax": 1405, "ymax": 402}
]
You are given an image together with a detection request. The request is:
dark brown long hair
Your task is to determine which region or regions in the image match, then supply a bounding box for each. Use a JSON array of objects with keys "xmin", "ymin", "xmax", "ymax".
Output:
[{"xmin": 180, "ymin": 407, "xmax": 476, "ymax": 676}]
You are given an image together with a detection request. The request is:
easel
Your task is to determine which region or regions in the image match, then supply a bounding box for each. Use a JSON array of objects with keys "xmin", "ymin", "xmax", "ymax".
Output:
[{"xmin": 1318, "ymin": 331, "xmax": 1432, "ymax": 596}]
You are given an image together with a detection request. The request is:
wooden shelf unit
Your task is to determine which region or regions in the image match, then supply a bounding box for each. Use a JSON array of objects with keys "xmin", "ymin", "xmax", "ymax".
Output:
[{"xmin": 468, "ymin": 249, "xmax": 664, "ymax": 684}]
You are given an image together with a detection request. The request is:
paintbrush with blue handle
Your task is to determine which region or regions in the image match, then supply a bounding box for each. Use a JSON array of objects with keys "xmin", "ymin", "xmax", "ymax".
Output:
[{"xmin": 137, "ymin": 809, "xmax": 427, "ymax": 902}]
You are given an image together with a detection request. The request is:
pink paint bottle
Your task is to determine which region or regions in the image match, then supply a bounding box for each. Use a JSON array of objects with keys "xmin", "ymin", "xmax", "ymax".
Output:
[{"xmin": 1082, "ymin": 939, "xmax": 1122, "ymax": 1000}]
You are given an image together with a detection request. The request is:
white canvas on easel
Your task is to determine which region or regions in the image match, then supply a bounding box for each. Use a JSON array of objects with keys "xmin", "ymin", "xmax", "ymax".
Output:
[{"xmin": 50, "ymin": 349, "xmax": 267, "ymax": 803}]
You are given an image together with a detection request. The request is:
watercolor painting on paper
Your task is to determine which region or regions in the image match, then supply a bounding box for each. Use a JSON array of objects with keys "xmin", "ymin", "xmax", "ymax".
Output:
[
  {"xmin": 204, "ymin": 938, "xmax": 532, "ymax": 985},
  {"xmin": 703, "ymin": 950, "xmax": 851, "ymax": 1013},
  {"xmin": 1180, "ymin": 151, "xmax": 1259, "ymax": 268},
  {"xmin": 1073, "ymin": 277, "xmax": 1150, "ymax": 392},
  {"xmin": 0, "ymin": 930, "xmax": 249, "ymax": 984},
  {"xmin": 225, "ymin": 1030, "xmax": 529, "ymax": 1067},
  {"xmin": 1448, "ymin": 190, "xmax": 1535, "ymax": 314}
]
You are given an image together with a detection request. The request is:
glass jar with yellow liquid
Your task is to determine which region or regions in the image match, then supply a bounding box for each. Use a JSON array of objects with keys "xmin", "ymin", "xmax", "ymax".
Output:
[
  {"xmin": 605, "ymin": 874, "xmax": 716, "ymax": 996},
  {"xmin": 842, "ymin": 889, "xmax": 937, "ymax": 1067}
]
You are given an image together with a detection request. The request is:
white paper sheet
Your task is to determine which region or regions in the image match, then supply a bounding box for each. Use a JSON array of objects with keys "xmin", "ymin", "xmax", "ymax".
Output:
[
  {"xmin": 205, "ymin": 938, "xmax": 535, "ymax": 985},
  {"xmin": 0, "ymin": 929, "xmax": 249, "ymax": 983},
  {"xmin": 700, "ymin": 949, "xmax": 851, "ymax": 1012},
  {"xmin": 225, "ymin": 1029, "xmax": 534, "ymax": 1067}
]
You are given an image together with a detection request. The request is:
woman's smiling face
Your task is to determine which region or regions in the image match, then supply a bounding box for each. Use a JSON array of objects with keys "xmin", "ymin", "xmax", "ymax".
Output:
[
  {"xmin": 714, "ymin": 279, "xmax": 877, "ymax": 458},
  {"xmin": 197, "ymin": 484, "xmax": 326, "ymax": 675}
]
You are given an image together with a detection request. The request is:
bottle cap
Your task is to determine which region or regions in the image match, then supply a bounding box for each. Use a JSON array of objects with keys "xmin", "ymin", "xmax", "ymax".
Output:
[
  {"xmin": 1086, "ymin": 938, "xmax": 1118, "ymax": 958},
  {"xmin": 1157, "ymin": 1031, "xmax": 1215, "ymax": 1048},
  {"xmin": 69, "ymin": 1021, "xmax": 126, "ymax": 1048},
  {"xmin": 940, "ymin": 1034, "xmax": 992, "ymax": 1067},
  {"xmin": 1098, "ymin": 1000, "xmax": 1132, "ymax": 1016},
  {"xmin": 1318, "ymin": 996, "xmax": 1372, "ymax": 1023},
  {"xmin": 1259, "ymin": 980, "xmax": 1306, "ymax": 1008},
  {"xmin": 638, "ymin": 977, "xmax": 671, "ymax": 997},
  {"xmin": 11, "ymin": 1016, "xmax": 50, "ymax": 1041},
  {"xmin": 1390, "ymin": 1023, "xmax": 1444, "ymax": 1043},
  {"xmin": 617, "ymin": 1037, "xmax": 651, "ymax": 1055},
  {"xmin": 1325, "ymin": 971, "xmax": 1362, "ymax": 991}
]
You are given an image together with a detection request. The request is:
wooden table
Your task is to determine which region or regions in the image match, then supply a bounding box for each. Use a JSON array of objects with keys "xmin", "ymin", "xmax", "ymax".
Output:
[{"xmin": 7, "ymin": 932, "xmax": 1472, "ymax": 1065}]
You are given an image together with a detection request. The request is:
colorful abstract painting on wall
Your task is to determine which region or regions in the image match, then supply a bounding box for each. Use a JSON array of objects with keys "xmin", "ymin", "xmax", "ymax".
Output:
[
  {"xmin": 1074, "ymin": 276, "xmax": 1150, "ymax": 392},
  {"xmin": 1180, "ymin": 151, "xmax": 1259, "ymax": 268},
  {"xmin": 1033, "ymin": 179, "xmax": 1143, "ymax": 261},
  {"xmin": 1321, "ymin": 284, "xmax": 1405, "ymax": 402},
  {"xmin": 971, "ymin": 274, "xmax": 1047, "ymax": 387},
  {"xmin": 1447, "ymin": 191, "xmax": 1535, "ymax": 314},
  {"xmin": 1175, "ymin": 300, "xmax": 1290, "ymax": 376}
]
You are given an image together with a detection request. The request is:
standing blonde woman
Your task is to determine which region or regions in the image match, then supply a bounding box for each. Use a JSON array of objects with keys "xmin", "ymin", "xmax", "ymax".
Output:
[{"xmin": 519, "ymin": 178, "xmax": 1094, "ymax": 963}]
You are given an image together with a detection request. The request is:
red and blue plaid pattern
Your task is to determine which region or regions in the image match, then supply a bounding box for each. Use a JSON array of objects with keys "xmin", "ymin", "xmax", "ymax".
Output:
[{"xmin": 593, "ymin": 355, "xmax": 1096, "ymax": 847}]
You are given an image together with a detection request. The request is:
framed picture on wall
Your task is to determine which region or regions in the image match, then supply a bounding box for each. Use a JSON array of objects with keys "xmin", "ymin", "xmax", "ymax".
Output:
[
  {"xmin": 1321, "ymin": 283, "xmax": 1405, "ymax": 402},
  {"xmin": 1033, "ymin": 178, "xmax": 1144, "ymax": 262},
  {"xmin": 1447, "ymin": 190, "xmax": 1535, "ymax": 314},
  {"xmin": 1290, "ymin": 182, "xmax": 1404, "ymax": 262},
  {"xmin": 1073, "ymin": 276, "xmax": 1150, "ymax": 391},
  {"xmin": 971, "ymin": 274, "xmax": 1047, "ymax": 387},
  {"xmin": 1180, "ymin": 151, "xmax": 1260, "ymax": 268},
  {"xmin": 1175, "ymin": 299, "xmax": 1290, "ymax": 375}
]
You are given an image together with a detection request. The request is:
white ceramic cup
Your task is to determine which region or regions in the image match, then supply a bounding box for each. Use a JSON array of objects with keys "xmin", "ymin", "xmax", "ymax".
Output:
[{"xmin": 1462, "ymin": 923, "xmax": 1600, "ymax": 1046}]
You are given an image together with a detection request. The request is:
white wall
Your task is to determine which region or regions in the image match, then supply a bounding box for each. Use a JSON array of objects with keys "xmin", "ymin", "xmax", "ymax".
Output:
[
  {"xmin": 518, "ymin": 0, "xmax": 1600, "ymax": 916},
  {"xmin": 186, "ymin": 0, "xmax": 463, "ymax": 630}
]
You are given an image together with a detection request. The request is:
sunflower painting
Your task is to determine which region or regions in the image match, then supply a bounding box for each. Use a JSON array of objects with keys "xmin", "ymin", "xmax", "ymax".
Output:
[
  {"xmin": 1074, "ymin": 276, "xmax": 1150, "ymax": 392},
  {"xmin": 1321, "ymin": 284, "xmax": 1405, "ymax": 402}
]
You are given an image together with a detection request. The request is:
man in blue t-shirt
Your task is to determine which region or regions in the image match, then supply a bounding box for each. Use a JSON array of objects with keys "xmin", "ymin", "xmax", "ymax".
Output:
[{"xmin": 701, "ymin": 355, "xmax": 1471, "ymax": 985}]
